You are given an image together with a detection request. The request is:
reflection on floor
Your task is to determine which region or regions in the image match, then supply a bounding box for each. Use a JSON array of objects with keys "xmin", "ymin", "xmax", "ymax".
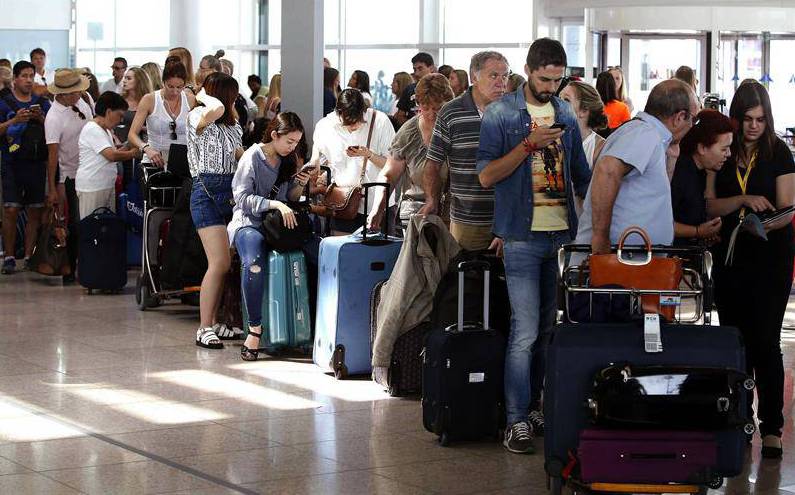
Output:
[{"xmin": 0, "ymin": 270, "xmax": 792, "ymax": 494}]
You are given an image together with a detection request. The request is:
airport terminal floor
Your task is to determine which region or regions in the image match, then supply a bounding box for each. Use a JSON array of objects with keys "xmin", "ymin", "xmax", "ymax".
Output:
[{"xmin": 0, "ymin": 271, "xmax": 792, "ymax": 495}]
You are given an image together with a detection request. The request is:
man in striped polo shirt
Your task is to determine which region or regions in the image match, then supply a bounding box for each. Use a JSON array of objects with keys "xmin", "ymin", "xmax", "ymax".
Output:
[{"xmin": 419, "ymin": 51, "xmax": 509, "ymax": 251}]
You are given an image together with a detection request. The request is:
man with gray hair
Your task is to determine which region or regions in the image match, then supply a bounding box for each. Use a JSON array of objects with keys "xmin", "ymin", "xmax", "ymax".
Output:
[
  {"xmin": 575, "ymin": 78, "xmax": 699, "ymax": 254},
  {"xmin": 419, "ymin": 50, "xmax": 509, "ymax": 251}
]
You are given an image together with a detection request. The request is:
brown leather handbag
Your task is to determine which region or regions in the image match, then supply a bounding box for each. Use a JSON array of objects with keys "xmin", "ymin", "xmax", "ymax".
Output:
[
  {"xmin": 29, "ymin": 207, "xmax": 71, "ymax": 276},
  {"xmin": 318, "ymin": 113, "xmax": 376, "ymax": 220},
  {"xmin": 589, "ymin": 226, "xmax": 683, "ymax": 321}
]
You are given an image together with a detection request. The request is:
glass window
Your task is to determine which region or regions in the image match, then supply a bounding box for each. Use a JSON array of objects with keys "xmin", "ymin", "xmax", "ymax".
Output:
[
  {"xmin": 0, "ymin": 30, "xmax": 70, "ymax": 71},
  {"xmin": 441, "ymin": 0, "xmax": 532, "ymax": 44},
  {"xmin": 324, "ymin": 0, "xmax": 340, "ymax": 45},
  {"xmin": 441, "ymin": 47, "xmax": 528, "ymax": 77},
  {"xmin": 627, "ymin": 37, "xmax": 701, "ymax": 114},
  {"xmin": 717, "ymin": 36, "xmax": 763, "ymax": 116},
  {"xmin": 344, "ymin": 0, "xmax": 419, "ymax": 45},
  {"xmin": 607, "ymin": 36, "xmax": 621, "ymax": 68},
  {"xmin": 341, "ymin": 49, "xmax": 416, "ymax": 114},
  {"xmin": 769, "ymin": 39, "xmax": 795, "ymax": 133},
  {"xmin": 563, "ymin": 24, "xmax": 585, "ymax": 69}
]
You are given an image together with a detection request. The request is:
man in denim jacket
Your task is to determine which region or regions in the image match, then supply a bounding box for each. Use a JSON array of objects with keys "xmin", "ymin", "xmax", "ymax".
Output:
[{"xmin": 477, "ymin": 39, "xmax": 591, "ymax": 454}]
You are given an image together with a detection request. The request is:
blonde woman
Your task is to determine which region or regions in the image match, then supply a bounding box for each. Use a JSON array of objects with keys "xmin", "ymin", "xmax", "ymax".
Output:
[
  {"xmin": 142, "ymin": 62, "xmax": 163, "ymax": 91},
  {"xmin": 559, "ymin": 81, "xmax": 608, "ymax": 169},
  {"xmin": 390, "ymin": 72, "xmax": 412, "ymax": 116},
  {"xmin": 166, "ymin": 47, "xmax": 195, "ymax": 89},
  {"xmin": 259, "ymin": 73, "xmax": 281, "ymax": 120},
  {"xmin": 607, "ymin": 66, "xmax": 633, "ymax": 114},
  {"xmin": 121, "ymin": 67, "xmax": 153, "ymax": 112}
]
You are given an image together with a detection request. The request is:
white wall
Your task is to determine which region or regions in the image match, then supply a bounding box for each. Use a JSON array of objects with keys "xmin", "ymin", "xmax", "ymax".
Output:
[{"xmin": 0, "ymin": 0, "xmax": 71, "ymax": 30}]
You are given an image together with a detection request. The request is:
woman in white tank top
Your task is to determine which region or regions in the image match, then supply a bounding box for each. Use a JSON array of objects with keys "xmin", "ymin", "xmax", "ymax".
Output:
[{"xmin": 129, "ymin": 62, "xmax": 196, "ymax": 167}]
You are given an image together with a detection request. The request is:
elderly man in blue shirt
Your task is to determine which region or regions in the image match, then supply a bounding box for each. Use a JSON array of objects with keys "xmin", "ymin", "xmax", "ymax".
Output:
[
  {"xmin": 477, "ymin": 38, "xmax": 591, "ymax": 455},
  {"xmin": 575, "ymin": 78, "xmax": 699, "ymax": 254}
]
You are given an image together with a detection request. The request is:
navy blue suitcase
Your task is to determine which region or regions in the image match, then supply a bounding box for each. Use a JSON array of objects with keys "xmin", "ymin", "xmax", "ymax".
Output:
[
  {"xmin": 544, "ymin": 322, "xmax": 750, "ymax": 482},
  {"xmin": 313, "ymin": 183, "xmax": 402, "ymax": 379},
  {"xmin": 78, "ymin": 207, "xmax": 127, "ymax": 292}
]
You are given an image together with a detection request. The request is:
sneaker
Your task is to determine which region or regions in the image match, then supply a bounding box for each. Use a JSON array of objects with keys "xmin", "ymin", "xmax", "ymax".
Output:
[
  {"xmin": 21, "ymin": 257, "xmax": 30, "ymax": 271},
  {"xmin": 503, "ymin": 421, "xmax": 535, "ymax": 454},
  {"xmin": 1, "ymin": 257, "xmax": 15, "ymax": 275},
  {"xmin": 529, "ymin": 410, "xmax": 545, "ymax": 437}
]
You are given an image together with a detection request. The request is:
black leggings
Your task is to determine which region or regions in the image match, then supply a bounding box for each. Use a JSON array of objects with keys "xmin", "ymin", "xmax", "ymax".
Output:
[{"xmin": 714, "ymin": 238, "xmax": 793, "ymax": 438}]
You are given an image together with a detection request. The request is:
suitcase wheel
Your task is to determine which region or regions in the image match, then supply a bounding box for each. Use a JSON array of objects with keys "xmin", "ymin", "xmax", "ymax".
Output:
[
  {"xmin": 744, "ymin": 422, "xmax": 756, "ymax": 435},
  {"xmin": 707, "ymin": 476, "xmax": 724, "ymax": 490},
  {"xmin": 743, "ymin": 378, "xmax": 756, "ymax": 391},
  {"xmin": 438, "ymin": 431, "xmax": 449, "ymax": 447}
]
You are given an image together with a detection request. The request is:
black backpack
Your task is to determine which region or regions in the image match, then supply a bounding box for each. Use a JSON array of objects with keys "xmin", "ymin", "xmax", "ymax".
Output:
[{"xmin": 3, "ymin": 95, "xmax": 48, "ymax": 162}]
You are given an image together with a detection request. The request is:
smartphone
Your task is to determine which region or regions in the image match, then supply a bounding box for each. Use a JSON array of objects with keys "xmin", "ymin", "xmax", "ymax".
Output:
[
  {"xmin": 550, "ymin": 123, "xmax": 566, "ymax": 130},
  {"xmin": 29, "ymin": 104, "xmax": 41, "ymax": 112},
  {"xmin": 347, "ymin": 145, "xmax": 362, "ymax": 151}
]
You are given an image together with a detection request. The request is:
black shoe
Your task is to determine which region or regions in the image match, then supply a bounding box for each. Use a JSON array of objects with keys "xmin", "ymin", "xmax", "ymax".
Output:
[
  {"xmin": 761, "ymin": 435, "xmax": 783, "ymax": 459},
  {"xmin": 62, "ymin": 274, "xmax": 76, "ymax": 285},
  {"xmin": 241, "ymin": 330, "xmax": 262, "ymax": 361},
  {"xmin": 528, "ymin": 410, "xmax": 545, "ymax": 437},
  {"xmin": 503, "ymin": 421, "xmax": 535, "ymax": 454}
]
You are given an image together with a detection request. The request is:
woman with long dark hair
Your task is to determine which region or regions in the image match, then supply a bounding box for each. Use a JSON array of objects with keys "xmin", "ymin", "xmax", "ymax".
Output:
[
  {"xmin": 323, "ymin": 67, "xmax": 340, "ymax": 116},
  {"xmin": 596, "ymin": 71, "xmax": 630, "ymax": 129},
  {"xmin": 348, "ymin": 69, "xmax": 372, "ymax": 107},
  {"xmin": 226, "ymin": 112, "xmax": 310, "ymax": 360},
  {"xmin": 706, "ymin": 81, "xmax": 795, "ymax": 459},
  {"xmin": 188, "ymin": 72, "xmax": 244, "ymax": 349}
]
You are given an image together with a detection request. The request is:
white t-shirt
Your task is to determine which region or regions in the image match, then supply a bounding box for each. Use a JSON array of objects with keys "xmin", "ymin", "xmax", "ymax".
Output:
[
  {"xmin": 76, "ymin": 121, "xmax": 117, "ymax": 192},
  {"xmin": 45, "ymin": 98, "xmax": 94, "ymax": 182},
  {"xmin": 34, "ymin": 70, "xmax": 55, "ymax": 87},
  {"xmin": 100, "ymin": 78, "xmax": 123, "ymax": 94}
]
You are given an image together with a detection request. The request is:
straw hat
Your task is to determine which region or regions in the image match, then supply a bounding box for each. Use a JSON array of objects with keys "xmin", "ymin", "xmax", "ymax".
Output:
[{"xmin": 48, "ymin": 68, "xmax": 90, "ymax": 95}]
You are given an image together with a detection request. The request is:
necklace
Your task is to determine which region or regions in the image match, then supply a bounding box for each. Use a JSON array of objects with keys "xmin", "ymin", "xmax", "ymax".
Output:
[{"xmin": 163, "ymin": 91, "xmax": 180, "ymax": 119}]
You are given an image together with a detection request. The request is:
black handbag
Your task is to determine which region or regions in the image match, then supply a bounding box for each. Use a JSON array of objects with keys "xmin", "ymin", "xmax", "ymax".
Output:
[{"xmin": 261, "ymin": 182, "xmax": 314, "ymax": 253}]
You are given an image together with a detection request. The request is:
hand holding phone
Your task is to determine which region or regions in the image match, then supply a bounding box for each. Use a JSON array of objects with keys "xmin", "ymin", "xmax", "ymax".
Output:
[
  {"xmin": 549, "ymin": 123, "xmax": 566, "ymax": 130},
  {"xmin": 29, "ymin": 104, "xmax": 41, "ymax": 113}
]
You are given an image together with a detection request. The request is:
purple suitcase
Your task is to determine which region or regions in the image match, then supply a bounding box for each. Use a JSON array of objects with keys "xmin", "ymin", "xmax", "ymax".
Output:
[{"xmin": 578, "ymin": 429, "xmax": 718, "ymax": 484}]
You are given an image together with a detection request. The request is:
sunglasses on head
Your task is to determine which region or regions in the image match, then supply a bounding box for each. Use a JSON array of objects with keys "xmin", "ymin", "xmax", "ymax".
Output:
[
  {"xmin": 169, "ymin": 120, "xmax": 177, "ymax": 140},
  {"xmin": 70, "ymin": 106, "xmax": 86, "ymax": 120}
]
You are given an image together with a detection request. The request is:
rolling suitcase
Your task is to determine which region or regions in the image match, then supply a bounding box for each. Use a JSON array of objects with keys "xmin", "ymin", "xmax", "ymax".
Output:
[
  {"xmin": 369, "ymin": 280, "xmax": 430, "ymax": 397},
  {"xmin": 544, "ymin": 322, "xmax": 750, "ymax": 481},
  {"xmin": 78, "ymin": 207, "xmax": 127, "ymax": 292},
  {"xmin": 313, "ymin": 183, "xmax": 402, "ymax": 379},
  {"xmin": 577, "ymin": 429, "xmax": 719, "ymax": 484},
  {"xmin": 243, "ymin": 250, "xmax": 313, "ymax": 354},
  {"xmin": 422, "ymin": 260, "xmax": 506, "ymax": 446}
]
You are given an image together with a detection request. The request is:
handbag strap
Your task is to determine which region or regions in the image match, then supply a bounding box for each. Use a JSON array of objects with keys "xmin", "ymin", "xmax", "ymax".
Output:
[{"xmin": 358, "ymin": 109, "xmax": 377, "ymax": 184}]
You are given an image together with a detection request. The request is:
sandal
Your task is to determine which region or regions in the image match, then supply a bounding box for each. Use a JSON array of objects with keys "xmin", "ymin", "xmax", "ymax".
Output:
[
  {"xmin": 241, "ymin": 330, "xmax": 262, "ymax": 361},
  {"xmin": 196, "ymin": 327, "xmax": 223, "ymax": 349},
  {"xmin": 213, "ymin": 323, "xmax": 243, "ymax": 340}
]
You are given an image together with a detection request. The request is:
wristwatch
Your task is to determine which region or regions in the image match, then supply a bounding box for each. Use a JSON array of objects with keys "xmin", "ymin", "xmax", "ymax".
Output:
[{"xmin": 141, "ymin": 143, "xmax": 150, "ymax": 152}]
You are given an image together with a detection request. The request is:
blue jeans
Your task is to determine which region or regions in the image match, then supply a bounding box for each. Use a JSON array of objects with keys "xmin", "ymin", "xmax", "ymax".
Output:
[
  {"xmin": 234, "ymin": 226, "xmax": 321, "ymax": 328},
  {"xmin": 503, "ymin": 230, "xmax": 570, "ymax": 426}
]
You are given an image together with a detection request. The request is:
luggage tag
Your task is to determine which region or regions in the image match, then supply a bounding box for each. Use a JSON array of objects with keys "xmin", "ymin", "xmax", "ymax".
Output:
[{"xmin": 643, "ymin": 314, "xmax": 663, "ymax": 353}]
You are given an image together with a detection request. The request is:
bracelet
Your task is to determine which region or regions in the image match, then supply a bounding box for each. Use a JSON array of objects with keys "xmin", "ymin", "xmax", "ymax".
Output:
[
  {"xmin": 523, "ymin": 136, "xmax": 537, "ymax": 154},
  {"xmin": 141, "ymin": 143, "xmax": 150, "ymax": 152}
]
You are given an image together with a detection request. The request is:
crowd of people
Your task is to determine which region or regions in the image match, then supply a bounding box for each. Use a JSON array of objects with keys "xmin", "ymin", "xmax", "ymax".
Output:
[{"xmin": 1, "ymin": 39, "xmax": 792, "ymax": 460}]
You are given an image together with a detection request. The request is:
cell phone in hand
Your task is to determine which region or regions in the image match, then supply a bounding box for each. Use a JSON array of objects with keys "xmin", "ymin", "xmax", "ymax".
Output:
[
  {"xmin": 29, "ymin": 104, "xmax": 41, "ymax": 112},
  {"xmin": 549, "ymin": 123, "xmax": 566, "ymax": 130}
]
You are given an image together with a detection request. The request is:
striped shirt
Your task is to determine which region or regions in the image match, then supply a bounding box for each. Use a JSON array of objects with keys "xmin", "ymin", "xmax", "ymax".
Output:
[
  {"xmin": 426, "ymin": 87, "xmax": 494, "ymax": 226},
  {"xmin": 187, "ymin": 109, "xmax": 243, "ymax": 177}
]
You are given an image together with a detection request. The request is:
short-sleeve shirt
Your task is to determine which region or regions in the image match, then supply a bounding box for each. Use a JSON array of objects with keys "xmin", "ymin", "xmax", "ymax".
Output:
[
  {"xmin": 389, "ymin": 115, "xmax": 428, "ymax": 206},
  {"xmin": 187, "ymin": 109, "xmax": 243, "ymax": 177},
  {"xmin": 526, "ymin": 101, "xmax": 567, "ymax": 231},
  {"xmin": 715, "ymin": 138, "xmax": 795, "ymax": 246},
  {"xmin": 76, "ymin": 121, "xmax": 116, "ymax": 192},
  {"xmin": 0, "ymin": 92, "xmax": 52, "ymax": 165},
  {"xmin": 575, "ymin": 112, "xmax": 674, "ymax": 246},
  {"xmin": 426, "ymin": 87, "xmax": 494, "ymax": 226},
  {"xmin": 671, "ymin": 154, "xmax": 707, "ymax": 246},
  {"xmin": 604, "ymin": 100, "xmax": 632, "ymax": 129},
  {"xmin": 45, "ymin": 98, "xmax": 93, "ymax": 181}
]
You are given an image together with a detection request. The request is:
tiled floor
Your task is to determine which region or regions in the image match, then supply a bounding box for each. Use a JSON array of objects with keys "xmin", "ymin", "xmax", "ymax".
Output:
[{"xmin": 0, "ymin": 270, "xmax": 793, "ymax": 495}]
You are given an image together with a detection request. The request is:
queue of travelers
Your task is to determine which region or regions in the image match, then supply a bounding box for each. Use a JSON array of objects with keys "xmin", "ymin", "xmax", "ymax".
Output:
[{"xmin": 0, "ymin": 41, "xmax": 791, "ymax": 462}]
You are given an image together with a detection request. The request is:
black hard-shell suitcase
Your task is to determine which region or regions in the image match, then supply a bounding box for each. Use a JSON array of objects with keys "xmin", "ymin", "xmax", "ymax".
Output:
[
  {"xmin": 544, "ymin": 322, "xmax": 751, "ymax": 481},
  {"xmin": 78, "ymin": 207, "xmax": 127, "ymax": 292},
  {"xmin": 370, "ymin": 280, "xmax": 430, "ymax": 397},
  {"xmin": 422, "ymin": 260, "xmax": 506, "ymax": 446}
]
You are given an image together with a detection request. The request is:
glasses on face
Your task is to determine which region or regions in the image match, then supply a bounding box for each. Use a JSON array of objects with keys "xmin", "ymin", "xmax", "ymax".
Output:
[
  {"xmin": 111, "ymin": 65, "xmax": 126, "ymax": 71},
  {"xmin": 70, "ymin": 106, "xmax": 86, "ymax": 120},
  {"xmin": 169, "ymin": 120, "xmax": 177, "ymax": 140}
]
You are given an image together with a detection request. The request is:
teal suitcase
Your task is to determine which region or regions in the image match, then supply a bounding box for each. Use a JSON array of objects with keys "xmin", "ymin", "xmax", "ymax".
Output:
[{"xmin": 243, "ymin": 250, "xmax": 313, "ymax": 355}]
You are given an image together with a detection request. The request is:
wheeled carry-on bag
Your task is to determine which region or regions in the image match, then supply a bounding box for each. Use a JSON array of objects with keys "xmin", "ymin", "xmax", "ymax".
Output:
[
  {"xmin": 577, "ymin": 429, "xmax": 720, "ymax": 485},
  {"xmin": 243, "ymin": 250, "xmax": 313, "ymax": 354},
  {"xmin": 369, "ymin": 280, "xmax": 430, "ymax": 397},
  {"xmin": 422, "ymin": 261, "xmax": 506, "ymax": 446},
  {"xmin": 78, "ymin": 207, "xmax": 127, "ymax": 292},
  {"xmin": 313, "ymin": 183, "xmax": 402, "ymax": 379},
  {"xmin": 544, "ymin": 322, "xmax": 752, "ymax": 482}
]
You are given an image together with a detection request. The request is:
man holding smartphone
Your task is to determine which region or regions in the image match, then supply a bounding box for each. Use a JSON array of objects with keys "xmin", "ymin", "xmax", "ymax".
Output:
[
  {"xmin": 0, "ymin": 61, "xmax": 51, "ymax": 274},
  {"xmin": 477, "ymin": 39, "xmax": 591, "ymax": 455}
]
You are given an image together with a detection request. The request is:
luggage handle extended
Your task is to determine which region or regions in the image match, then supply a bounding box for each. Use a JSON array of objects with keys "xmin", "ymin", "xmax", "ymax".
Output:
[
  {"xmin": 451, "ymin": 260, "xmax": 490, "ymax": 333},
  {"xmin": 361, "ymin": 182, "xmax": 391, "ymax": 243}
]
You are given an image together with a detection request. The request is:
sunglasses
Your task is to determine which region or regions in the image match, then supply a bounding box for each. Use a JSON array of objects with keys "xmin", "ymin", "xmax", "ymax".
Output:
[
  {"xmin": 71, "ymin": 106, "xmax": 86, "ymax": 120},
  {"xmin": 169, "ymin": 120, "xmax": 177, "ymax": 140}
]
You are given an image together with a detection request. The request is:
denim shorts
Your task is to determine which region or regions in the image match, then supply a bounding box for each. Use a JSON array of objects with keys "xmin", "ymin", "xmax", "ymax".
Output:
[{"xmin": 190, "ymin": 173, "xmax": 234, "ymax": 229}]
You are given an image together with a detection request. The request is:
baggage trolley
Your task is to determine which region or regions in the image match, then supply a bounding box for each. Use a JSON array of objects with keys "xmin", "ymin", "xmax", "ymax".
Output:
[
  {"xmin": 135, "ymin": 165, "xmax": 199, "ymax": 310},
  {"xmin": 548, "ymin": 243, "xmax": 733, "ymax": 495}
]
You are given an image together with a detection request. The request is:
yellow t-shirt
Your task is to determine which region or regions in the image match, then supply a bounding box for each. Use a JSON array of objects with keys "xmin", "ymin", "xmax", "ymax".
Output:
[{"xmin": 526, "ymin": 101, "xmax": 568, "ymax": 232}]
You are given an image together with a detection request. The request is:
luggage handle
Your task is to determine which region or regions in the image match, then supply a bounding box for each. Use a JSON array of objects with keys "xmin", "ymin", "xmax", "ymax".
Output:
[
  {"xmin": 362, "ymin": 182, "xmax": 391, "ymax": 242},
  {"xmin": 455, "ymin": 260, "xmax": 490, "ymax": 332}
]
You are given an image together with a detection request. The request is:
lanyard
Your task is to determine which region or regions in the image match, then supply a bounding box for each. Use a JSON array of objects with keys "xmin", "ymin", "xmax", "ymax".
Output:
[{"xmin": 735, "ymin": 150, "xmax": 758, "ymax": 219}]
